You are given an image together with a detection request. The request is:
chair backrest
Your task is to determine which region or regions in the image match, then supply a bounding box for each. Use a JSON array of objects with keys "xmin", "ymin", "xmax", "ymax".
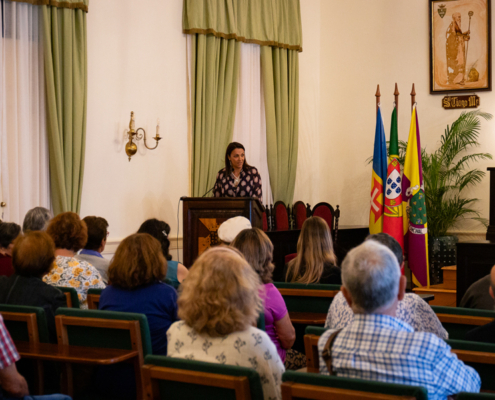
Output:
[
  {"xmin": 262, "ymin": 210, "xmax": 269, "ymax": 232},
  {"xmin": 257, "ymin": 312, "xmax": 265, "ymax": 331},
  {"xmin": 54, "ymin": 286, "xmax": 80, "ymax": 309},
  {"xmin": 293, "ymin": 201, "xmax": 309, "ymax": 229},
  {"xmin": 281, "ymin": 370, "xmax": 427, "ymax": 400},
  {"xmin": 273, "ymin": 282, "xmax": 340, "ymax": 314},
  {"xmin": 447, "ymin": 339, "xmax": 495, "ymax": 391},
  {"xmin": 304, "ymin": 326, "xmax": 327, "ymax": 372},
  {"xmin": 87, "ymin": 288, "xmax": 104, "ymax": 310},
  {"xmin": 432, "ymin": 306, "xmax": 495, "ymax": 340},
  {"xmin": 0, "ymin": 304, "xmax": 50, "ymax": 343},
  {"xmin": 274, "ymin": 201, "xmax": 289, "ymax": 231},
  {"xmin": 311, "ymin": 202, "xmax": 335, "ymax": 232},
  {"xmin": 284, "ymin": 253, "xmax": 297, "ymax": 265},
  {"xmin": 143, "ymin": 355, "xmax": 264, "ymax": 400},
  {"xmin": 457, "ymin": 393, "xmax": 495, "ymax": 399}
]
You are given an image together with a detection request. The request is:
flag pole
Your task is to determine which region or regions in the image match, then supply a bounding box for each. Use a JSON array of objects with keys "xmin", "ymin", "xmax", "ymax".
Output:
[
  {"xmin": 375, "ymin": 84, "xmax": 381, "ymax": 114},
  {"xmin": 394, "ymin": 83, "xmax": 399, "ymax": 115},
  {"xmin": 410, "ymin": 83, "xmax": 416, "ymax": 110}
]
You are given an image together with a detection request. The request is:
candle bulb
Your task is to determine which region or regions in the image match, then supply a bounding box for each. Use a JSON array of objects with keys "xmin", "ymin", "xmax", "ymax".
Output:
[{"xmin": 156, "ymin": 118, "xmax": 160, "ymax": 136}]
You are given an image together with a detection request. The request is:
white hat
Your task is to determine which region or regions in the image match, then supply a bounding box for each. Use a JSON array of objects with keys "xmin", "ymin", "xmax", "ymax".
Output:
[{"xmin": 217, "ymin": 216, "xmax": 252, "ymax": 244}]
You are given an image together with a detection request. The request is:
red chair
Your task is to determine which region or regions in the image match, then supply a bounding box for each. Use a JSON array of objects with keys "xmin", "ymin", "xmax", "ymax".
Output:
[
  {"xmin": 284, "ymin": 253, "xmax": 297, "ymax": 264},
  {"xmin": 273, "ymin": 201, "xmax": 289, "ymax": 231},
  {"xmin": 262, "ymin": 210, "xmax": 269, "ymax": 231},
  {"xmin": 312, "ymin": 203, "xmax": 340, "ymax": 244},
  {"xmin": 293, "ymin": 201, "xmax": 309, "ymax": 229}
]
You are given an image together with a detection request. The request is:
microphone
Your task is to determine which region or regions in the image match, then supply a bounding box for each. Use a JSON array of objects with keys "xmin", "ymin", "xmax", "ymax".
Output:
[{"xmin": 202, "ymin": 186, "xmax": 215, "ymax": 197}]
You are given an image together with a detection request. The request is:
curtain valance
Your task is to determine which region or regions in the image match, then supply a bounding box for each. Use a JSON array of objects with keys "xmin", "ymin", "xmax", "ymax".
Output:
[
  {"xmin": 9, "ymin": 0, "xmax": 88, "ymax": 13},
  {"xmin": 183, "ymin": 0, "xmax": 302, "ymax": 52}
]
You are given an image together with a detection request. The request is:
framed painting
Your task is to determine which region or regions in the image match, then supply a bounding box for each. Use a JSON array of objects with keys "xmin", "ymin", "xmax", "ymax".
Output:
[{"xmin": 430, "ymin": 0, "xmax": 491, "ymax": 93}]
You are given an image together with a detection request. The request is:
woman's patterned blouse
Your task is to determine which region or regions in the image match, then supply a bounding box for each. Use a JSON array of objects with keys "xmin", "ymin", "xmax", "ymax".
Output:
[
  {"xmin": 325, "ymin": 292, "xmax": 448, "ymax": 339},
  {"xmin": 167, "ymin": 321, "xmax": 284, "ymax": 400},
  {"xmin": 213, "ymin": 167, "xmax": 262, "ymax": 201},
  {"xmin": 43, "ymin": 255, "xmax": 106, "ymax": 309}
]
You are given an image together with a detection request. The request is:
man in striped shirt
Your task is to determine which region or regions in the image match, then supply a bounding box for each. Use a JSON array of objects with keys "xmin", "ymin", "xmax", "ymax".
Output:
[{"xmin": 318, "ymin": 241, "xmax": 480, "ymax": 400}]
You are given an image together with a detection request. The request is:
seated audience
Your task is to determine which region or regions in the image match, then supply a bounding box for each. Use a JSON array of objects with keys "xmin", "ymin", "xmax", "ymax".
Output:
[
  {"xmin": 0, "ymin": 232, "xmax": 66, "ymax": 342},
  {"xmin": 76, "ymin": 216, "xmax": 110, "ymax": 283},
  {"xmin": 43, "ymin": 212, "xmax": 105, "ymax": 309},
  {"xmin": 231, "ymin": 228, "xmax": 300, "ymax": 369},
  {"xmin": 167, "ymin": 247, "xmax": 284, "ymax": 400},
  {"xmin": 325, "ymin": 233, "xmax": 448, "ymax": 339},
  {"xmin": 217, "ymin": 216, "xmax": 251, "ymax": 244},
  {"xmin": 284, "ymin": 216, "xmax": 341, "ymax": 284},
  {"xmin": 318, "ymin": 240, "xmax": 480, "ymax": 398},
  {"xmin": 0, "ymin": 223, "xmax": 21, "ymax": 277},
  {"xmin": 460, "ymin": 273, "xmax": 494, "ymax": 310},
  {"xmin": 465, "ymin": 265, "xmax": 495, "ymax": 343},
  {"xmin": 137, "ymin": 219, "xmax": 188, "ymax": 288},
  {"xmin": 22, "ymin": 206, "xmax": 52, "ymax": 232},
  {"xmin": 0, "ymin": 315, "xmax": 72, "ymax": 400},
  {"xmin": 99, "ymin": 233, "xmax": 178, "ymax": 355}
]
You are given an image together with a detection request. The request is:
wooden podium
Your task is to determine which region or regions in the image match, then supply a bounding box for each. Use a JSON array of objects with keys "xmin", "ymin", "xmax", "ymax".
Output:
[{"xmin": 182, "ymin": 197, "xmax": 264, "ymax": 267}]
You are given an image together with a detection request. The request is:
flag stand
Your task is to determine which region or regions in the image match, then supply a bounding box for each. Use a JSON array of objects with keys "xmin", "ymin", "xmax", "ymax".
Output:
[{"xmin": 375, "ymin": 84, "xmax": 381, "ymax": 114}]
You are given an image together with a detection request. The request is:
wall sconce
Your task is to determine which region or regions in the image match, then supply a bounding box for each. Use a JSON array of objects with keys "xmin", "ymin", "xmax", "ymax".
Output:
[{"xmin": 125, "ymin": 111, "xmax": 162, "ymax": 161}]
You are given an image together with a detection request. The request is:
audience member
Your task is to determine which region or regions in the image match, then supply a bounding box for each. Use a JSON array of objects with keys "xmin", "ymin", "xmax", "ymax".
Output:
[
  {"xmin": 99, "ymin": 233, "xmax": 178, "ymax": 355},
  {"xmin": 284, "ymin": 217, "xmax": 341, "ymax": 284},
  {"xmin": 217, "ymin": 216, "xmax": 251, "ymax": 244},
  {"xmin": 167, "ymin": 247, "xmax": 284, "ymax": 400},
  {"xmin": 0, "ymin": 223, "xmax": 21, "ymax": 277},
  {"xmin": 0, "ymin": 315, "xmax": 71, "ymax": 399},
  {"xmin": 465, "ymin": 265, "xmax": 495, "ymax": 343},
  {"xmin": 325, "ymin": 233, "xmax": 448, "ymax": 339},
  {"xmin": 318, "ymin": 241, "xmax": 480, "ymax": 399},
  {"xmin": 43, "ymin": 212, "xmax": 105, "ymax": 309},
  {"xmin": 137, "ymin": 219, "xmax": 188, "ymax": 288},
  {"xmin": 76, "ymin": 216, "xmax": 110, "ymax": 283},
  {"xmin": 0, "ymin": 232, "xmax": 66, "ymax": 342},
  {"xmin": 22, "ymin": 207, "xmax": 52, "ymax": 233},
  {"xmin": 231, "ymin": 228, "xmax": 300, "ymax": 369},
  {"xmin": 460, "ymin": 273, "xmax": 494, "ymax": 310}
]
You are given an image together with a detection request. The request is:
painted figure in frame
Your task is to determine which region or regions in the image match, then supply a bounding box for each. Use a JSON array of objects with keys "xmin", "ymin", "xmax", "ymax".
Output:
[{"xmin": 446, "ymin": 12, "xmax": 471, "ymax": 85}]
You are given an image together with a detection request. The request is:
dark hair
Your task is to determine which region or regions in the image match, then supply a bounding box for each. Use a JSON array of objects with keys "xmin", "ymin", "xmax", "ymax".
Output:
[
  {"xmin": 137, "ymin": 219, "xmax": 172, "ymax": 261},
  {"xmin": 12, "ymin": 232, "xmax": 55, "ymax": 278},
  {"xmin": 0, "ymin": 222, "xmax": 21, "ymax": 248},
  {"xmin": 365, "ymin": 233, "xmax": 403, "ymax": 265},
  {"xmin": 22, "ymin": 207, "xmax": 52, "ymax": 232},
  {"xmin": 108, "ymin": 233, "xmax": 166, "ymax": 289},
  {"xmin": 83, "ymin": 216, "xmax": 109, "ymax": 251},
  {"xmin": 224, "ymin": 142, "xmax": 251, "ymax": 175},
  {"xmin": 47, "ymin": 212, "xmax": 88, "ymax": 252}
]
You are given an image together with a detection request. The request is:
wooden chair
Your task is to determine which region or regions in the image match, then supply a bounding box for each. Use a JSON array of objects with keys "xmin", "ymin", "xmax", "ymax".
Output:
[
  {"xmin": 303, "ymin": 326, "xmax": 326, "ymax": 372},
  {"xmin": 293, "ymin": 201, "xmax": 310, "ymax": 229},
  {"xmin": 311, "ymin": 202, "xmax": 340, "ymax": 244},
  {"xmin": 281, "ymin": 370, "xmax": 427, "ymax": 400},
  {"xmin": 432, "ymin": 306, "xmax": 495, "ymax": 340},
  {"xmin": 262, "ymin": 209, "xmax": 269, "ymax": 231},
  {"xmin": 55, "ymin": 286, "xmax": 80, "ymax": 309},
  {"xmin": 274, "ymin": 201, "xmax": 290, "ymax": 231},
  {"xmin": 143, "ymin": 355, "xmax": 264, "ymax": 400},
  {"xmin": 86, "ymin": 288, "xmax": 103, "ymax": 310},
  {"xmin": 284, "ymin": 253, "xmax": 297, "ymax": 265}
]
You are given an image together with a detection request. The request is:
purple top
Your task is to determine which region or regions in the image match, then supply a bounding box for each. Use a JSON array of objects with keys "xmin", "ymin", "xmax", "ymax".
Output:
[{"xmin": 262, "ymin": 283, "xmax": 288, "ymax": 362}]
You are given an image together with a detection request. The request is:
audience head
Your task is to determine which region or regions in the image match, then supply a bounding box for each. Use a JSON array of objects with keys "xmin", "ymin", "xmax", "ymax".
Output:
[
  {"xmin": 225, "ymin": 142, "xmax": 251, "ymax": 175},
  {"xmin": 217, "ymin": 216, "xmax": 252, "ymax": 244},
  {"xmin": 178, "ymin": 246, "xmax": 262, "ymax": 337},
  {"xmin": 0, "ymin": 222, "xmax": 21, "ymax": 255},
  {"xmin": 12, "ymin": 232, "xmax": 55, "ymax": 278},
  {"xmin": 82, "ymin": 216, "xmax": 109, "ymax": 252},
  {"xmin": 47, "ymin": 212, "xmax": 88, "ymax": 252},
  {"xmin": 137, "ymin": 219, "xmax": 172, "ymax": 261},
  {"xmin": 108, "ymin": 233, "xmax": 166, "ymax": 290},
  {"xmin": 287, "ymin": 216, "xmax": 337, "ymax": 283},
  {"xmin": 231, "ymin": 228, "xmax": 274, "ymax": 284},
  {"xmin": 341, "ymin": 240, "xmax": 405, "ymax": 314},
  {"xmin": 22, "ymin": 207, "xmax": 52, "ymax": 233},
  {"xmin": 365, "ymin": 232, "xmax": 403, "ymax": 265}
]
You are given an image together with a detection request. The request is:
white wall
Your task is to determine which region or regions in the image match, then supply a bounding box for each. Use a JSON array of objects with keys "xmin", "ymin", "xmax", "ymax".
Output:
[{"xmin": 318, "ymin": 0, "xmax": 495, "ymax": 236}]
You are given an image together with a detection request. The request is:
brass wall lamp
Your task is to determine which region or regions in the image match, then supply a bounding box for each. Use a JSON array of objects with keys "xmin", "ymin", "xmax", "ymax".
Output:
[{"xmin": 125, "ymin": 111, "xmax": 162, "ymax": 161}]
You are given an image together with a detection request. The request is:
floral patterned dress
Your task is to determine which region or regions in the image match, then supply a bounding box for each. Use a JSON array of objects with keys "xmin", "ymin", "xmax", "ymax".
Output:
[
  {"xmin": 213, "ymin": 167, "xmax": 262, "ymax": 201},
  {"xmin": 167, "ymin": 321, "xmax": 284, "ymax": 400},
  {"xmin": 43, "ymin": 256, "xmax": 106, "ymax": 309}
]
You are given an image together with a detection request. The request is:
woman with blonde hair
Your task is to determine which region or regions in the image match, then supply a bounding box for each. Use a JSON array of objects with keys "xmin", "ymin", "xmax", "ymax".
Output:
[
  {"xmin": 284, "ymin": 216, "xmax": 341, "ymax": 284},
  {"xmin": 167, "ymin": 246, "xmax": 284, "ymax": 400}
]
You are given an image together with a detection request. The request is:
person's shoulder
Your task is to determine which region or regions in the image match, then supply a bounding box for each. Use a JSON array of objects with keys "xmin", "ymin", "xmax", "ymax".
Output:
[
  {"xmin": 466, "ymin": 320, "xmax": 495, "ymax": 343},
  {"xmin": 248, "ymin": 167, "xmax": 259, "ymax": 175},
  {"xmin": 244, "ymin": 326, "xmax": 278, "ymax": 352},
  {"xmin": 153, "ymin": 281, "xmax": 178, "ymax": 297},
  {"xmin": 217, "ymin": 168, "xmax": 227, "ymax": 176}
]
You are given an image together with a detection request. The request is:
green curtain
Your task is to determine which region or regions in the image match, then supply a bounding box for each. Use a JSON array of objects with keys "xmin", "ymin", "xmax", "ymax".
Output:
[
  {"xmin": 10, "ymin": 0, "xmax": 88, "ymax": 12},
  {"xmin": 183, "ymin": 0, "xmax": 302, "ymax": 52},
  {"xmin": 191, "ymin": 34, "xmax": 241, "ymax": 197},
  {"xmin": 42, "ymin": 4, "xmax": 87, "ymax": 215},
  {"xmin": 261, "ymin": 46, "xmax": 299, "ymax": 205}
]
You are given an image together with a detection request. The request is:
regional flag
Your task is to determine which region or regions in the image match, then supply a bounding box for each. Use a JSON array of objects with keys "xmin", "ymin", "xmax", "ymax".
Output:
[
  {"xmin": 402, "ymin": 105, "xmax": 429, "ymax": 287},
  {"xmin": 383, "ymin": 106, "xmax": 404, "ymax": 252},
  {"xmin": 369, "ymin": 107, "xmax": 387, "ymax": 234}
]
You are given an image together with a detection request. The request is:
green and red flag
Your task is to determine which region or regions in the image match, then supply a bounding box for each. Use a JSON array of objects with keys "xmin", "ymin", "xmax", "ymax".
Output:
[{"xmin": 383, "ymin": 106, "xmax": 405, "ymax": 258}]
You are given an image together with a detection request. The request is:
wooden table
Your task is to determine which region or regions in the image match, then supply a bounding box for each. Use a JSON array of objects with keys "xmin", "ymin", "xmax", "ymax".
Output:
[{"xmin": 418, "ymin": 293, "xmax": 435, "ymax": 304}]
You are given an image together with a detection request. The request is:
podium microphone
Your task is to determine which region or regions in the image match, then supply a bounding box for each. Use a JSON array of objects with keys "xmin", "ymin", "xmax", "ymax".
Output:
[{"xmin": 202, "ymin": 186, "xmax": 215, "ymax": 197}]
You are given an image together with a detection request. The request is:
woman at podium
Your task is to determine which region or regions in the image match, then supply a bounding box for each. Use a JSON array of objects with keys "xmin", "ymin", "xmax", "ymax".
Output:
[{"xmin": 213, "ymin": 142, "xmax": 263, "ymax": 201}]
